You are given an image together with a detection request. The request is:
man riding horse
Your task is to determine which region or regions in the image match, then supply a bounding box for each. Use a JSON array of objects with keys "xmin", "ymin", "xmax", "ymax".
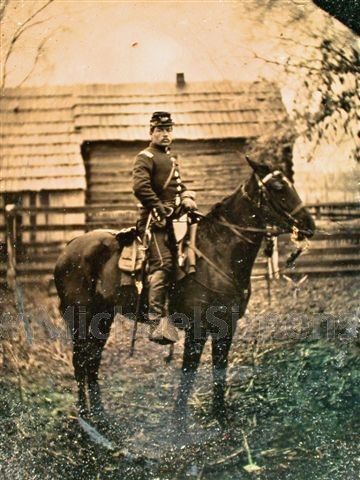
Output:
[
  {"xmin": 133, "ymin": 112, "xmax": 197, "ymax": 345},
  {"xmin": 54, "ymin": 122, "xmax": 315, "ymax": 420}
]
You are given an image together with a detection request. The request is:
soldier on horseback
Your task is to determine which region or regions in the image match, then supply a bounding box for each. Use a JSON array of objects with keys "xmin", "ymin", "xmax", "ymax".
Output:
[{"xmin": 132, "ymin": 112, "xmax": 197, "ymax": 345}]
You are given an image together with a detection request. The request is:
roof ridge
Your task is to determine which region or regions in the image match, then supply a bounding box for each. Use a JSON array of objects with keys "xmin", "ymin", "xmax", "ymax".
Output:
[{"xmin": 3, "ymin": 79, "xmax": 277, "ymax": 96}]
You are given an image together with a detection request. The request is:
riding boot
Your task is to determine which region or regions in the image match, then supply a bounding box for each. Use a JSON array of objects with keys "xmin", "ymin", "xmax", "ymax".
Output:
[{"xmin": 148, "ymin": 269, "xmax": 179, "ymax": 345}]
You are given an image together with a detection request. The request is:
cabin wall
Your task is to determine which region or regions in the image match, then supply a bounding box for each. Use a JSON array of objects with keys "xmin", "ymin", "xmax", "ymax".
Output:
[
  {"xmin": 32, "ymin": 190, "xmax": 85, "ymax": 243},
  {"xmin": 83, "ymin": 138, "xmax": 250, "ymax": 228},
  {"xmin": 175, "ymin": 139, "xmax": 251, "ymax": 210}
]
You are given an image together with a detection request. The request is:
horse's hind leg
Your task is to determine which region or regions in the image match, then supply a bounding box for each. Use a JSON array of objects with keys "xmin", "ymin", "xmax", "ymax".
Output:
[
  {"xmin": 87, "ymin": 338, "xmax": 108, "ymax": 416},
  {"xmin": 62, "ymin": 303, "xmax": 90, "ymax": 416},
  {"xmin": 86, "ymin": 308, "xmax": 114, "ymax": 417},
  {"xmin": 73, "ymin": 339, "xmax": 89, "ymax": 416},
  {"xmin": 211, "ymin": 334, "xmax": 233, "ymax": 423},
  {"xmin": 174, "ymin": 327, "xmax": 207, "ymax": 423}
]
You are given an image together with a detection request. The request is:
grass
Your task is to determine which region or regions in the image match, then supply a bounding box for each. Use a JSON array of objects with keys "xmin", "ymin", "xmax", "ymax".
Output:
[{"xmin": 0, "ymin": 276, "xmax": 359, "ymax": 479}]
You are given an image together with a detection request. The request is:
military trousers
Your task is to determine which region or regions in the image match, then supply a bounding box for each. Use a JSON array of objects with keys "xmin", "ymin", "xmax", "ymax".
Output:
[{"xmin": 136, "ymin": 215, "xmax": 177, "ymax": 323}]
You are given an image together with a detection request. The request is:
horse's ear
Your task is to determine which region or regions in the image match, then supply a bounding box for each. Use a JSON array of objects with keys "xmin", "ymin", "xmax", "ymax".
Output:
[{"xmin": 245, "ymin": 156, "xmax": 272, "ymax": 177}]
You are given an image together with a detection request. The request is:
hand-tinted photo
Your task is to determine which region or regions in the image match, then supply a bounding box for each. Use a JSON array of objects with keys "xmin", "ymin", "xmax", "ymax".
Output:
[{"xmin": 1, "ymin": 1, "xmax": 358, "ymax": 479}]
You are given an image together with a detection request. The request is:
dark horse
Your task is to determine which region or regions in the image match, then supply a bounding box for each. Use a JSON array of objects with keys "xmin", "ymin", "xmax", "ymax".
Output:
[{"xmin": 54, "ymin": 158, "xmax": 315, "ymax": 423}]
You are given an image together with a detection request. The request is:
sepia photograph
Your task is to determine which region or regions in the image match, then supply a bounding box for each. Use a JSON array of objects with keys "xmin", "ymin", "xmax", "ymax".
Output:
[{"xmin": 0, "ymin": 1, "xmax": 359, "ymax": 478}]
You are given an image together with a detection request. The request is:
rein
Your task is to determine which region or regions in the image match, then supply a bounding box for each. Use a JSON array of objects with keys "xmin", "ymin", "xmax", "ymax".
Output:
[
  {"xmin": 188, "ymin": 243, "xmax": 236, "ymax": 288},
  {"xmin": 189, "ymin": 170, "xmax": 307, "ymax": 293},
  {"xmin": 192, "ymin": 182, "xmax": 293, "ymax": 247}
]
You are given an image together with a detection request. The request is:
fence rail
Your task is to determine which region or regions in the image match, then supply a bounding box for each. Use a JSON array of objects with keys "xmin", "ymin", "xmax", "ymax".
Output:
[{"xmin": 1, "ymin": 201, "xmax": 359, "ymax": 288}]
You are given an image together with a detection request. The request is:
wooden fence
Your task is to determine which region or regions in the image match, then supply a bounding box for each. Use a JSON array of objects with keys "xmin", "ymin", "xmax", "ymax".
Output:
[{"xmin": 0, "ymin": 202, "xmax": 359, "ymax": 289}]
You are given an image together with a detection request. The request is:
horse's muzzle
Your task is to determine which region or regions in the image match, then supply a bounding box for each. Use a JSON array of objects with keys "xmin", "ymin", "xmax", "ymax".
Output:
[
  {"xmin": 296, "ymin": 209, "xmax": 316, "ymax": 240},
  {"xmin": 296, "ymin": 228, "xmax": 314, "ymax": 241}
]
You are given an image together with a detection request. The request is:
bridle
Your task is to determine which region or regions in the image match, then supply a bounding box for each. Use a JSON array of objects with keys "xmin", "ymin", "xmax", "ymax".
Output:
[
  {"xmin": 252, "ymin": 170, "xmax": 306, "ymax": 229},
  {"xmin": 189, "ymin": 170, "xmax": 310, "ymax": 293},
  {"xmin": 197, "ymin": 169, "xmax": 308, "ymax": 245}
]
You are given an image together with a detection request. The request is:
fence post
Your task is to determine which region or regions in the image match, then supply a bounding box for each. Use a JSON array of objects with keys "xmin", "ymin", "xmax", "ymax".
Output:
[{"xmin": 5, "ymin": 204, "xmax": 17, "ymax": 291}]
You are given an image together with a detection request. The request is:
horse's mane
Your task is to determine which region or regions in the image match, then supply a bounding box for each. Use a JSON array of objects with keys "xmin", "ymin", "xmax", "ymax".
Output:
[
  {"xmin": 198, "ymin": 183, "xmax": 244, "ymax": 237},
  {"xmin": 206, "ymin": 183, "xmax": 243, "ymax": 218}
]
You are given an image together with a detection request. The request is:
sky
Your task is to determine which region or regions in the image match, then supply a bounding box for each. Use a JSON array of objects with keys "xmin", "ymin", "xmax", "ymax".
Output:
[
  {"xmin": 1, "ymin": 0, "xmax": 339, "ymax": 87},
  {"xmin": 1, "ymin": 0, "xmax": 358, "ymax": 193}
]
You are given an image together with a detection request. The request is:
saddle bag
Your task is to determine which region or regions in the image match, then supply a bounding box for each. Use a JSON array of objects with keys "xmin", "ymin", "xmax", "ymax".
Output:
[{"xmin": 118, "ymin": 237, "xmax": 146, "ymax": 273}]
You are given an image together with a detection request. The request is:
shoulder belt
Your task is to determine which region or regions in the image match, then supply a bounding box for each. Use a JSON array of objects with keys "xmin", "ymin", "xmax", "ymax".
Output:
[
  {"xmin": 161, "ymin": 157, "xmax": 176, "ymax": 192},
  {"xmin": 138, "ymin": 149, "xmax": 175, "ymax": 192}
]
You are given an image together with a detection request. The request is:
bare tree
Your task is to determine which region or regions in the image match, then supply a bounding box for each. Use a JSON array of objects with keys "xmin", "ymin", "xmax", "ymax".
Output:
[
  {"xmin": 0, "ymin": 0, "xmax": 10, "ymax": 21},
  {"xmin": 0, "ymin": 0, "xmax": 55, "ymax": 89},
  {"xmin": 247, "ymin": 1, "xmax": 359, "ymax": 165}
]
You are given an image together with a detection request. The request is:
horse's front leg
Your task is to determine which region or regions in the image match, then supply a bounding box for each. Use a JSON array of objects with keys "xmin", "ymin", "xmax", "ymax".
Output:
[
  {"xmin": 174, "ymin": 327, "xmax": 207, "ymax": 425},
  {"xmin": 211, "ymin": 334, "xmax": 233, "ymax": 424}
]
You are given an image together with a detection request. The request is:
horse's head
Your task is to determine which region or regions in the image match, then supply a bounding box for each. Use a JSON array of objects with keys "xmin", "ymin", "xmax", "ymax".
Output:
[{"xmin": 245, "ymin": 157, "xmax": 315, "ymax": 240}]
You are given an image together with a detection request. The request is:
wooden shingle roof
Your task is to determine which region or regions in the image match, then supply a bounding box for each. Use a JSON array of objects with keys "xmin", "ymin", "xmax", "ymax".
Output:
[
  {"xmin": 1, "ymin": 86, "xmax": 84, "ymax": 193},
  {"xmin": 1, "ymin": 81, "xmax": 287, "ymax": 193}
]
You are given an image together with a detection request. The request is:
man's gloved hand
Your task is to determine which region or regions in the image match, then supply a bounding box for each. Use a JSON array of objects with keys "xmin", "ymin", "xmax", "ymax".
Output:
[{"xmin": 182, "ymin": 197, "xmax": 197, "ymax": 212}]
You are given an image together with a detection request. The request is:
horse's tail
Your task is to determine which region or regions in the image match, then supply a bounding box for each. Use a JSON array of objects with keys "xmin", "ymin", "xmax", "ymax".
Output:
[{"xmin": 54, "ymin": 231, "xmax": 117, "ymax": 318}]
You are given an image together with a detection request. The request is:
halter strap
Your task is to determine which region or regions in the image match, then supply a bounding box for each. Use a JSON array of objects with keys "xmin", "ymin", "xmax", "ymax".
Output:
[
  {"xmin": 290, "ymin": 202, "xmax": 305, "ymax": 216},
  {"xmin": 261, "ymin": 170, "xmax": 282, "ymax": 184},
  {"xmin": 254, "ymin": 172, "xmax": 305, "ymax": 228}
]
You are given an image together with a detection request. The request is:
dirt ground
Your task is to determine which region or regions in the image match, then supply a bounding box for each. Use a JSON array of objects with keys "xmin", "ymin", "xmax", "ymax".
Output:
[{"xmin": 0, "ymin": 275, "xmax": 359, "ymax": 480}]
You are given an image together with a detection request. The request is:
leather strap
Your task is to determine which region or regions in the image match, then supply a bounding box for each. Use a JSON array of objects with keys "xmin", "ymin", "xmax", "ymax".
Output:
[
  {"xmin": 161, "ymin": 157, "xmax": 176, "ymax": 192},
  {"xmin": 188, "ymin": 244, "xmax": 235, "ymax": 287}
]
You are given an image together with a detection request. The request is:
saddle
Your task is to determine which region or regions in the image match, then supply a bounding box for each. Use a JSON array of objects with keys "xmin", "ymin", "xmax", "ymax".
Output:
[{"xmin": 116, "ymin": 216, "xmax": 198, "ymax": 286}]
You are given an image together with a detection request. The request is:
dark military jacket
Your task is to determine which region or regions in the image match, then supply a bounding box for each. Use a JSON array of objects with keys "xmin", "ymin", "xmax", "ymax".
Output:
[{"xmin": 133, "ymin": 142, "xmax": 187, "ymax": 214}]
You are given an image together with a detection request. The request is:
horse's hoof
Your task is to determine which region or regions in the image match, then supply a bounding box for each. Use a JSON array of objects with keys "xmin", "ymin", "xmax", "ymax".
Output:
[
  {"xmin": 171, "ymin": 416, "xmax": 190, "ymax": 446},
  {"xmin": 211, "ymin": 405, "xmax": 229, "ymax": 429},
  {"xmin": 77, "ymin": 403, "xmax": 89, "ymax": 419},
  {"xmin": 172, "ymin": 408, "xmax": 188, "ymax": 434},
  {"xmin": 164, "ymin": 353, "xmax": 174, "ymax": 364},
  {"xmin": 89, "ymin": 404, "xmax": 107, "ymax": 421}
]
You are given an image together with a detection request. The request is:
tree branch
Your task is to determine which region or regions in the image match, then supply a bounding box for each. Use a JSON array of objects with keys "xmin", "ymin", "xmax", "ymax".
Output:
[
  {"xmin": 16, "ymin": 28, "xmax": 58, "ymax": 87},
  {"xmin": 16, "ymin": 15, "xmax": 57, "ymax": 36},
  {"xmin": 1, "ymin": 0, "xmax": 54, "ymax": 89},
  {"xmin": 251, "ymin": 51, "xmax": 323, "ymax": 74},
  {"xmin": 0, "ymin": 0, "xmax": 9, "ymax": 22}
]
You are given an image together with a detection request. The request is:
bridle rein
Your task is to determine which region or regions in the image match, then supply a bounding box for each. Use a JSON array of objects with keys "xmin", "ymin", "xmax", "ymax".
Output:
[
  {"xmin": 215, "ymin": 169, "xmax": 307, "ymax": 244},
  {"xmin": 188, "ymin": 170, "xmax": 308, "ymax": 292}
]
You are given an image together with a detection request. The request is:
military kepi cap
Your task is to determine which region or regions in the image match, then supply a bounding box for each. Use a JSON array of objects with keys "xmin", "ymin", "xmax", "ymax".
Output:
[{"xmin": 150, "ymin": 112, "xmax": 174, "ymax": 128}]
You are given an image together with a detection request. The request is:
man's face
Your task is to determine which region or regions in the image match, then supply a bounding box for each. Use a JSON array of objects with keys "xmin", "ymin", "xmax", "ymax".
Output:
[{"xmin": 150, "ymin": 126, "xmax": 173, "ymax": 147}]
